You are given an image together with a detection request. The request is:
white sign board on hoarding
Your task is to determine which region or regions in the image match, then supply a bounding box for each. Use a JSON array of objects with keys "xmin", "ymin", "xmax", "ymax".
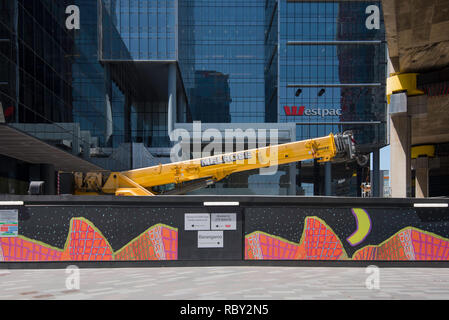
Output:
[
  {"xmin": 0, "ymin": 210, "xmax": 18, "ymax": 237},
  {"xmin": 198, "ymin": 231, "xmax": 223, "ymax": 248},
  {"xmin": 211, "ymin": 213, "xmax": 236, "ymax": 230},
  {"xmin": 185, "ymin": 214, "xmax": 210, "ymax": 231}
]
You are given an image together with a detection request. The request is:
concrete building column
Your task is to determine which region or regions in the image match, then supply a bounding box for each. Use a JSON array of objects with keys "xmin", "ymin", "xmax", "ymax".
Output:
[
  {"xmin": 313, "ymin": 160, "xmax": 321, "ymax": 196},
  {"xmin": 389, "ymin": 93, "xmax": 412, "ymax": 198},
  {"xmin": 390, "ymin": 114, "xmax": 411, "ymax": 197},
  {"xmin": 288, "ymin": 163, "xmax": 296, "ymax": 195},
  {"xmin": 296, "ymin": 162, "xmax": 303, "ymax": 195},
  {"xmin": 40, "ymin": 164, "xmax": 55, "ymax": 195},
  {"xmin": 83, "ymin": 140, "xmax": 90, "ymax": 160},
  {"xmin": 124, "ymin": 95, "xmax": 131, "ymax": 143},
  {"xmin": 372, "ymin": 148, "xmax": 380, "ymax": 197},
  {"xmin": 168, "ymin": 63, "xmax": 177, "ymax": 138},
  {"xmin": 288, "ymin": 124, "xmax": 296, "ymax": 195},
  {"xmin": 415, "ymin": 157, "xmax": 429, "ymax": 198},
  {"xmin": 324, "ymin": 162, "xmax": 332, "ymax": 196},
  {"xmin": 72, "ymin": 139, "xmax": 80, "ymax": 156},
  {"xmin": 390, "ymin": 116, "xmax": 411, "ymax": 198},
  {"xmin": 182, "ymin": 95, "xmax": 188, "ymax": 123},
  {"xmin": 356, "ymin": 166, "xmax": 363, "ymax": 197},
  {"xmin": 177, "ymin": 92, "xmax": 184, "ymax": 123}
]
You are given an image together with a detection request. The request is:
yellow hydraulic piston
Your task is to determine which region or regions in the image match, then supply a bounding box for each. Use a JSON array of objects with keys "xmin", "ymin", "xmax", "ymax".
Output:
[{"xmin": 101, "ymin": 132, "xmax": 357, "ymax": 196}]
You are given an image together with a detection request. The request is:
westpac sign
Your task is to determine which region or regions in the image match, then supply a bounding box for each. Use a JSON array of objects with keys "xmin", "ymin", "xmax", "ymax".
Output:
[{"xmin": 283, "ymin": 106, "xmax": 342, "ymax": 117}]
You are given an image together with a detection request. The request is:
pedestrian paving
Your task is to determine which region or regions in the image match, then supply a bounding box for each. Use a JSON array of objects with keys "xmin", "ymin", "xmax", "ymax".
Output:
[{"xmin": 0, "ymin": 267, "xmax": 448, "ymax": 300}]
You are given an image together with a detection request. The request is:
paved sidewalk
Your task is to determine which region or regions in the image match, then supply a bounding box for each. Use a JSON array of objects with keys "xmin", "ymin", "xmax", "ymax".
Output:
[{"xmin": 0, "ymin": 267, "xmax": 448, "ymax": 300}]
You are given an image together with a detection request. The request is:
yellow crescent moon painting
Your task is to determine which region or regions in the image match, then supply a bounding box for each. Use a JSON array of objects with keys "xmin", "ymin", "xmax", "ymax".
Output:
[{"xmin": 347, "ymin": 208, "xmax": 372, "ymax": 246}]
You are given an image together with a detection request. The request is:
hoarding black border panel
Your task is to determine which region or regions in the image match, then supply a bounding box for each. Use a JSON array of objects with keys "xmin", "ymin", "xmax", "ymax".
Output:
[
  {"xmin": 0, "ymin": 195, "xmax": 447, "ymax": 208},
  {"xmin": 2, "ymin": 260, "xmax": 449, "ymax": 269}
]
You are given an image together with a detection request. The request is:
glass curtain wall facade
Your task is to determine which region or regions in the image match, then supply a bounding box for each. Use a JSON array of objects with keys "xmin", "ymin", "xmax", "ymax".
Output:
[
  {"xmin": 0, "ymin": 1, "xmax": 74, "ymax": 127},
  {"xmin": 72, "ymin": 0, "xmax": 128, "ymax": 154},
  {"xmin": 178, "ymin": 0, "xmax": 386, "ymax": 196},
  {"xmin": 0, "ymin": 0, "xmax": 387, "ymax": 196},
  {"xmin": 273, "ymin": 0, "xmax": 387, "ymax": 196},
  {"xmin": 101, "ymin": 0, "xmax": 184, "ymax": 150},
  {"xmin": 277, "ymin": 0, "xmax": 387, "ymax": 149},
  {"xmin": 265, "ymin": 0, "xmax": 279, "ymax": 123},
  {"xmin": 102, "ymin": 0, "xmax": 176, "ymax": 60},
  {"xmin": 178, "ymin": 0, "xmax": 292, "ymax": 195},
  {"xmin": 0, "ymin": 0, "xmax": 139, "ymax": 181},
  {"xmin": 179, "ymin": 0, "xmax": 266, "ymax": 123}
]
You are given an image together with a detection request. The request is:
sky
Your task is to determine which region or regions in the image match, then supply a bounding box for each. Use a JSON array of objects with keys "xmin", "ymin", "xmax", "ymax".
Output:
[
  {"xmin": 370, "ymin": 145, "xmax": 390, "ymax": 171},
  {"xmin": 380, "ymin": 145, "xmax": 390, "ymax": 171}
]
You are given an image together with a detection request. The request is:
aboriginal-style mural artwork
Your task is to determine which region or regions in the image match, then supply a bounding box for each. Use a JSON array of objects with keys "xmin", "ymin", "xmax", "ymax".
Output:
[
  {"xmin": 1, "ymin": 203, "xmax": 449, "ymax": 262},
  {"xmin": 346, "ymin": 208, "xmax": 372, "ymax": 246},
  {"xmin": 0, "ymin": 240, "xmax": 4, "ymax": 262},
  {"xmin": 246, "ymin": 217, "xmax": 347, "ymax": 260},
  {"xmin": 0, "ymin": 217, "xmax": 178, "ymax": 262},
  {"xmin": 352, "ymin": 228, "xmax": 449, "ymax": 261},
  {"xmin": 0, "ymin": 237, "xmax": 64, "ymax": 261},
  {"xmin": 245, "ymin": 208, "xmax": 449, "ymax": 261},
  {"xmin": 114, "ymin": 224, "xmax": 178, "ymax": 261}
]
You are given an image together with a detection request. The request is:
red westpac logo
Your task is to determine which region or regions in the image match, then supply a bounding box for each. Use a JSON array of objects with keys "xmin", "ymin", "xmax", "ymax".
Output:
[
  {"xmin": 284, "ymin": 106, "xmax": 342, "ymax": 117},
  {"xmin": 284, "ymin": 106, "xmax": 305, "ymax": 116}
]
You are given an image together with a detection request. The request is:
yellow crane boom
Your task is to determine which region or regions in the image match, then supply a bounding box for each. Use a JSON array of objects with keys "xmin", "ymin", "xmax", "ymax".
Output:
[{"xmin": 81, "ymin": 131, "xmax": 357, "ymax": 196}]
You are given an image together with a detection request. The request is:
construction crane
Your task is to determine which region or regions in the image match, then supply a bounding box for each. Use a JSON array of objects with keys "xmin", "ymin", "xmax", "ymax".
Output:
[{"xmin": 52, "ymin": 132, "xmax": 365, "ymax": 196}]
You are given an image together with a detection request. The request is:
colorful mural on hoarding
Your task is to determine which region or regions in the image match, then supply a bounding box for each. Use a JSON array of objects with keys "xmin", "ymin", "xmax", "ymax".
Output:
[
  {"xmin": 245, "ymin": 209, "xmax": 449, "ymax": 261},
  {"xmin": 1, "ymin": 204, "xmax": 449, "ymax": 262},
  {"xmin": 0, "ymin": 218, "xmax": 178, "ymax": 262}
]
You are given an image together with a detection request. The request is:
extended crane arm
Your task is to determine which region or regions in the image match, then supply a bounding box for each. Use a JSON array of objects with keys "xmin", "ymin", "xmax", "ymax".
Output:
[{"xmin": 98, "ymin": 132, "xmax": 357, "ymax": 196}]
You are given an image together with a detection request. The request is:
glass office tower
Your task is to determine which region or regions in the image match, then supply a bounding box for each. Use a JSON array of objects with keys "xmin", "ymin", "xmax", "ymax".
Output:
[
  {"xmin": 178, "ymin": 0, "xmax": 266, "ymax": 123},
  {"xmin": 179, "ymin": 0, "xmax": 387, "ymax": 196},
  {"xmin": 178, "ymin": 0, "xmax": 293, "ymax": 195},
  {"xmin": 273, "ymin": 0, "xmax": 387, "ymax": 196},
  {"xmin": 0, "ymin": 0, "xmax": 180, "ymax": 194},
  {"xmin": 0, "ymin": 0, "xmax": 117, "ymax": 193},
  {"xmin": 277, "ymin": 1, "xmax": 386, "ymax": 148},
  {"xmin": 102, "ymin": 0, "xmax": 176, "ymax": 60},
  {"xmin": 102, "ymin": 0, "xmax": 189, "ymax": 149},
  {"xmin": 0, "ymin": 0, "xmax": 386, "ymax": 196}
]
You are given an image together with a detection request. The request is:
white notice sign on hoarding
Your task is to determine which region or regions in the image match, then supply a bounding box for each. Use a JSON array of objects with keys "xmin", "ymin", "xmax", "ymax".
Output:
[
  {"xmin": 185, "ymin": 214, "xmax": 210, "ymax": 230},
  {"xmin": 198, "ymin": 231, "xmax": 223, "ymax": 248},
  {"xmin": 0, "ymin": 210, "xmax": 18, "ymax": 237},
  {"xmin": 211, "ymin": 213, "xmax": 236, "ymax": 230}
]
